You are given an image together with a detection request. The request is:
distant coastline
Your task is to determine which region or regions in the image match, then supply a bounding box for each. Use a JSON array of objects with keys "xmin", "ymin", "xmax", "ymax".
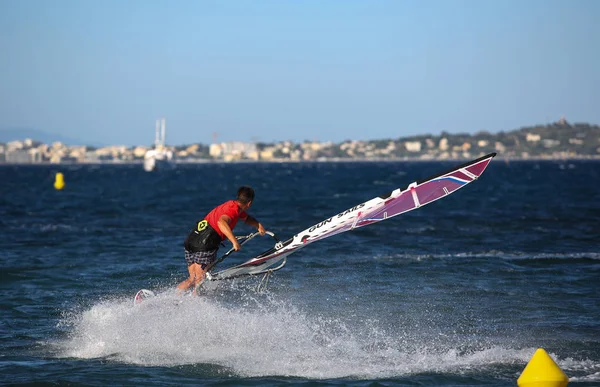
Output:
[
  {"xmin": 2, "ymin": 156, "xmax": 599, "ymax": 168},
  {"xmin": 1, "ymin": 118, "xmax": 599, "ymax": 164}
]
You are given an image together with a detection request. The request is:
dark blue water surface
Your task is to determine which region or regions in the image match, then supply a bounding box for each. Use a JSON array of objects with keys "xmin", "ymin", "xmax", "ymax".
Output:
[{"xmin": 1, "ymin": 160, "xmax": 599, "ymax": 386}]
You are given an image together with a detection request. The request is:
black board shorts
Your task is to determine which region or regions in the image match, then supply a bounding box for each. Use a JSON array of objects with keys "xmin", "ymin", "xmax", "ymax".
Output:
[{"xmin": 184, "ymin": 249, "xmax": 218, "ymax": 269}]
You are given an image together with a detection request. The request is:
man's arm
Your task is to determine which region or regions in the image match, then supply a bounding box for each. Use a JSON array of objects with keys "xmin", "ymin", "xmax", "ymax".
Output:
[
  {"xmin": 217, "ymin": 215, "xmax": 241, "ymax": 250},
  {"xmin": 244, "ymin": 215, "xmax": 266, "ymax": 235}
]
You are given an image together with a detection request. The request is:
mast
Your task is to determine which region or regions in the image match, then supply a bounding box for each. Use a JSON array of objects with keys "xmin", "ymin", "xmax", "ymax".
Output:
[{"xmin": 154, "ymin": 119, "xmax": 160, "ymax": 148}]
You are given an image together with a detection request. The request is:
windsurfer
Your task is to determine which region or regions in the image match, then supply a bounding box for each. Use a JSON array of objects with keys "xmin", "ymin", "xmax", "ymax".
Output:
[{"xmin": 176, "ymin": 186, "xmax": 266, "ymax": 293}]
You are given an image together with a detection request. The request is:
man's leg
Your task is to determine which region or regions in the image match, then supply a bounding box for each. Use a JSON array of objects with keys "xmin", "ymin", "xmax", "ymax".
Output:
[
  {"xmin": 177, "ymin": 250, "xmax": 216, "ymax": 294},
  {"xmin": 176, "ymin": 263, "xmax": 200, "ymax": 291},
  {"xmin": 190, "ymin": 263, "xmax": 208, "ymax": 287},
  {"xmin": 176, "ymin": 263, "xmax": 209, "ymax": 292}
]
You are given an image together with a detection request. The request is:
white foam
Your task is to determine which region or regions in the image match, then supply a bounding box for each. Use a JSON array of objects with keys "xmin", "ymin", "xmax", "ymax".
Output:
[{"xmin": 54, "ymin": 287, "xmax": 598, "ymax": 379}]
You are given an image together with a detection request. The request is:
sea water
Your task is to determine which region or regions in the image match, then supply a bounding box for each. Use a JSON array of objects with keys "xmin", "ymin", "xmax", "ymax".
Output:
[{"xmin": 1, "ymin": 160, "xmax": 599, "ymax": 386}]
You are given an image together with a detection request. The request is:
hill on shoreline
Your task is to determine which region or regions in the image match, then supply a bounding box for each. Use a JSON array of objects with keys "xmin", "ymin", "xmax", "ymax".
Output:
[{"xmin": 1, "ymin": 120, "xmax": 598, "ymax": 159}]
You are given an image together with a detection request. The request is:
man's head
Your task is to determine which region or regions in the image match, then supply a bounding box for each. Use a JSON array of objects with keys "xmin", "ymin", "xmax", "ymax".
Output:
[{"xmin": 236, "ymin": 186, "xmax": 255, "ymax": 208}]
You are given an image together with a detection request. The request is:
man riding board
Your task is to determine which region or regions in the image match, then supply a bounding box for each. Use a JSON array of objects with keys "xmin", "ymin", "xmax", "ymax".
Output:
[{"xmin": 177, "ymin": 186, "xmax": 266, "ymax": 293}]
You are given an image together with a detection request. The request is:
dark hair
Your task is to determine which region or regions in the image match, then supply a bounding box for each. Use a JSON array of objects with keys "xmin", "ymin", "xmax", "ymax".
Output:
[{"xmin": 237, "ymin": 186, "xmax": 255, "ymax": 204}]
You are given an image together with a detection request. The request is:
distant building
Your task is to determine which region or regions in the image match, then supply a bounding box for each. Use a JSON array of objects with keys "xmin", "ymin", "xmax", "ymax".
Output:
[
  {"xmin": 211, "ymin": 142, "xmax": 258, "ymax": 161},
  {"xmin": 405, "ymin": 141, "xmax": 422, "ymax": 152},
  {"xmin": 439, "ymin": 138, "xmax": 449, "ymax": 151},
  {"xmin": 543, "ymin": 139, "xmax": 560, "ymax": 148},
  {"xmin": 5, "ymin": 150, "xmax": 31, "ymax": 163}
]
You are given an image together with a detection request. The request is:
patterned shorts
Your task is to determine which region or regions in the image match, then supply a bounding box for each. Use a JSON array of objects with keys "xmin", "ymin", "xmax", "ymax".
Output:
[{"xmin": 184, "ymin": 249, "xmax": 218, "ymax": 269}]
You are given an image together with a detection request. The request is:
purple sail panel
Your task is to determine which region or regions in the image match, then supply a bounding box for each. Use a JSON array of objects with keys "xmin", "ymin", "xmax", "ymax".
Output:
[
  {"xmin": 465, "ymin": 157, "xmax": 493, "ymax": 177},
  {"xmin": 415, "ymin": 155, "xmax": 495, "ymax": 205},
  {"xmin": 416, "ymin": 179, "xmax": 463, "ymax": 205},
  {"xmin": 358, "ymin": 153, "xmax": 496, "ymax": 224},
  {"xmin": 358, "ymin": 192, "xmax": 417, "ymax": 226},
  {"xmin": 379, "ymin": 193, "xmax": 418, "ymax": 217}
]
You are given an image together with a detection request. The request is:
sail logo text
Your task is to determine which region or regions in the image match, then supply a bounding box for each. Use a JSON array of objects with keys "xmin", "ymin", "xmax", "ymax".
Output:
[
  {"xmin": 336, "ymin": 203, "xmax": 365, "ymax": 218},
  {"xmin": 309, "ymin": 218, "xmax": 332, "ymax": 232}
]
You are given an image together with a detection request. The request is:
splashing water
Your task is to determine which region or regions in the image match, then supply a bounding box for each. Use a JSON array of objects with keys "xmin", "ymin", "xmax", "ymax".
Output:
[{"xmin": 55, "ymin": 286, "xmax": 555, "ymax": 380}]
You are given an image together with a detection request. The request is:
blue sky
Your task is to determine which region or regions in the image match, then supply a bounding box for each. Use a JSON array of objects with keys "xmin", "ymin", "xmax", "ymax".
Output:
[{"xmin": 0, "ymin": 0, "xmax": 598, "ymax": 146}]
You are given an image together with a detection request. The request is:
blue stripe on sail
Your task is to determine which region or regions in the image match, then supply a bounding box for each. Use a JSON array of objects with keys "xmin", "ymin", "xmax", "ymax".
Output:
[{"xmin": 432, "ymin": 176, "xmax": 468, "ymax": 185}]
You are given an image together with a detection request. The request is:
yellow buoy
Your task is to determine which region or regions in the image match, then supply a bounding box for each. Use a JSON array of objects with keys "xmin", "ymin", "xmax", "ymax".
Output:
[
  {"xmin": 54, "ymin": 172, "xmax": 65, "ymax": 190},
  {"xmin": 518, "ymin": 348, "xmax": 569, "ymax": 387}
]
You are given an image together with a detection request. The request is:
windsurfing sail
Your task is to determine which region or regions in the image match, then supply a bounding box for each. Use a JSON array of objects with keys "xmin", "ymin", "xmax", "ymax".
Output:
[{"xmin": 209, "ymin": 152, "xmax": 497, "ymax": 281}]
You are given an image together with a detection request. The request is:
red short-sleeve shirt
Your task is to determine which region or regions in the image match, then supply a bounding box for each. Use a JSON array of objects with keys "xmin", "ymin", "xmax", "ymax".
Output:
[{"xmin": 205, "ymin": 200, "xmax": 248, "ymax": 239}]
